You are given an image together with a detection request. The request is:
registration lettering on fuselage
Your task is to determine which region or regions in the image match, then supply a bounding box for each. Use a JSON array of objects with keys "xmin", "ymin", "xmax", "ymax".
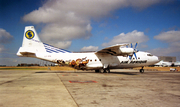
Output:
[{"xmin": 121, "ymin": 60, "xmax": 147, "ymax": 64}]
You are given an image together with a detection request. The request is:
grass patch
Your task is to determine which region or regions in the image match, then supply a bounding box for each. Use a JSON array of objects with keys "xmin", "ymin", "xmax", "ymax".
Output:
[
  {"xmin": 0, "ymin": 67, "xmax": 47, "ymax": 70},
  {"xmin": 0, "ymin": 66, "xmax": 76, "ymax": 71}
]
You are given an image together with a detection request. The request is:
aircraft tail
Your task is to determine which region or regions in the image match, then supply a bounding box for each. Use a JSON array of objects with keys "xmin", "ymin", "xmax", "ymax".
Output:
[
  {"xmin": 22, "ymin": 26, "xmax": 43, "ymax": 47},
  {"xmin": 17, "ymin": 26, "xmax": 71, "ymax": 57},
  {"xmin": 17, "ymin": 26, "xmax": 46, "ymax": 57}
]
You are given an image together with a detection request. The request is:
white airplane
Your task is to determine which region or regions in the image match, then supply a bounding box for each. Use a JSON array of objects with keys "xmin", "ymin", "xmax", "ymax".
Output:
[
  {"xmin": 174, "ymin": 61, "xmax": 180, "ymax": 67},
  {"xmin": 17, "ymin": 26, "xmax": 159, "ymax": 73},
  {"xmin": 154, "ymin": 60, "xmax": 172, "ymax": 67}
]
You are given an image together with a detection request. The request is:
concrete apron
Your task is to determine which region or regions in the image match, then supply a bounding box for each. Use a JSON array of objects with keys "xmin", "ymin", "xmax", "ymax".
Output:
[{"xmin": 0, "ymin": 70, "xmax": 77, "ymax": 107}]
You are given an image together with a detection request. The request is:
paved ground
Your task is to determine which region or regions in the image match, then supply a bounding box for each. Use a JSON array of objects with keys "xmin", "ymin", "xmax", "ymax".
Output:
[{"xmin": 0, "ymin": 69, "xmax": 180, "ymax": 107}]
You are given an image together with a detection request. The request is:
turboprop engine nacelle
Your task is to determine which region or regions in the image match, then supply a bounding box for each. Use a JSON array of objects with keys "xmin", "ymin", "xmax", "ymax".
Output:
[{"xmin": 119, "ymin": 47, "xmax": 134, "ymax": 54}]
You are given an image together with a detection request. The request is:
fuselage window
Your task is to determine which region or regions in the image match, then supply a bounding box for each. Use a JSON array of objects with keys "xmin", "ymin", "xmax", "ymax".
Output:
[
  {"xmin": 90, "ymin": 59, "xmax": 92, "ymax": 62},
  {"xmin": 147, "ymin": 54, "xmax": 153, "ymax": 56},
  {"xmin": 99, "ymin": 59, "xmax": 101, "ymax": 61},
  {"xmin": 95, "ymin": 59, "xmax": 97, "ymax": 61}
]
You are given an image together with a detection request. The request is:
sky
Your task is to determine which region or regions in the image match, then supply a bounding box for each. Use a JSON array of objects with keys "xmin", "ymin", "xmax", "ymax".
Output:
[{"xmin": 0, "ymin": 0, "xmax": 180, "ymax": 66}]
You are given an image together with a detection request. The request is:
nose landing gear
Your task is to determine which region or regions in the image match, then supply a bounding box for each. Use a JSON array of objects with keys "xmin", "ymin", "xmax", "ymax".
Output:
[{"xmin": 140, "ymin": 67, "xmax": 144, "ymax": 73}]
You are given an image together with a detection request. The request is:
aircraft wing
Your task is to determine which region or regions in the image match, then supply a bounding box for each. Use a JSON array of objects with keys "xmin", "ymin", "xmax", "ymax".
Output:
[{"xmin": 96, "ymin": 44, "xmax": 132, "ymax": 56}]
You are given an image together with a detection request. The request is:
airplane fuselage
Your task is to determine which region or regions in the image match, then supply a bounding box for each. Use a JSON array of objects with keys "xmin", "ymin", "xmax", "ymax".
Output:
[{"xmin": 19, "ymin": 51, "xmax": 158, "ymax": 70}]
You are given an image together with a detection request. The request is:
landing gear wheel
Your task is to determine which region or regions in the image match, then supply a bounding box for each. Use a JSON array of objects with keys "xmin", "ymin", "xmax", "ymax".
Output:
[
  {"xmin": 99, "ymin": 69, "xmax": 104, "ymax": 73},
  {"xmin": 107, "ymin": 69, "xmax": 110, "ymax": 73},
  {"xmin": 95, "ymin": 69, "xmax": 110, "ymax": 73},
  {"xmin": 103, "ymin": 69, "xmax": 107, "ymax": 73},
  {"xmin": 139, "ymin": 67, "xmax": 144, "ymax": 73},
  {"xmin": 103, "ymin": 69, "xmax": 110, "ymax": 73},
  {"xmin": 140, "ymin": 69, "xmax": 144, "ymax": 73},
  {"xmin": 95, "ymin": 70, "xmax": 99, "ymax": 73}
]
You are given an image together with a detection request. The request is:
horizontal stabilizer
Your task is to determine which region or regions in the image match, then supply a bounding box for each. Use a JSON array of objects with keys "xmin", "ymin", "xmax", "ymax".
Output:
[
  {"xmin": 17, "ymin": 47, "xmax": 36, "ymax": 57},
  {"xmin": 20, "ymin": 52, "xmax": 36, "ymax": 56}
]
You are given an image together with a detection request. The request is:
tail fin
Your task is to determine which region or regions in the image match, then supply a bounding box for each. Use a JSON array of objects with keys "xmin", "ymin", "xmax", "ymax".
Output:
[
  {"xmin": 22, "ymin": 26, "xmax": 42, "ymax": 47},
  {"xmin": 17, "ymin": 26, "xmax": 46, "ymax": 57},
  {"xmin": 17, "ymin": 26, "xmax": 71, "ymax": 57}
]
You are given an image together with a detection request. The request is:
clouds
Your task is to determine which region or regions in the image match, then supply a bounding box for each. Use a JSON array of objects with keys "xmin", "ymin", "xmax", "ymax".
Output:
[
  {"xmin": 22, "ymin": 0, "xmax": 164, "ymax": 49},
  {"xmin": 0, "ymin": 28, "xmax": 13, "ymax": 52},
  {"xmin": 102, "ymin": 30, "xmax": 149, "ymax": 47},
  {"xmin": 125, "ymin": 0, "xmax": 163, "ymax": 9},
  {"xmin": 39, "ymin": 23, "xmax": 92, "ymax": 48},
  {"xmin": 154, "ymin": 30, "xmax": 180, "ymax": 47},
  {"xmin": 0, "ymin": 45, "xmax": 5, "ymax": 52},
  {"xmin": 53, "ymin": 41, "xmax": 72, "ymax": 49},
  {"xmin": 149, "ymin": 47, "xmax": 180, "ymax": 56},
  {"xmin": 23, "ymin": 0, "xmax": 161, "ymax": 23},
  {"xmin": 150, "ymin": 30, "xmax": 180, "ymax": 56},
  {"xmin": 81, "ymin": 46, "xmax": 99, "ymax": 51},
  {"xmin": 0, "ymin": 28, "xmax": 13, "ymax": 44}
]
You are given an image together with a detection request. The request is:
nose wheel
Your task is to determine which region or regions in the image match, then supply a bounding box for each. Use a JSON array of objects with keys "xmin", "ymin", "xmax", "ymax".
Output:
[{"xmin": 140, "ymin": 67, "xmax": 144, "ymax": 73}]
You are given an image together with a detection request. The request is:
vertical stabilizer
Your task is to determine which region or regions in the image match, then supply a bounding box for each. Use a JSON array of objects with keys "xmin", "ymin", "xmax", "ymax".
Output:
[
  {"xmin": 17, "ymin": 26, "xmax": 46, "ymax": 56},
  {"xmin": 22, "ymin": 26, "xmax": 42, "ymax": 47}
]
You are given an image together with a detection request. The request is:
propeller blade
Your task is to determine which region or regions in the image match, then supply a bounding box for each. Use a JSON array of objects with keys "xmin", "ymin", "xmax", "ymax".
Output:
[
  {"xmin": 128, "ymin": 59, "xmax": 131, "ymax": 64},
  {"xmin": 134, "ymin": 52, "xmax": 137, "ymax": 59},
  {"xmin": 126, "ymin": 45, "xmax": 128, "ymax": 48},
  {"xmin": 128, "ymin": 42, "xmax": 138, "ymax": 64},
  {"xmin": 134, "ymin": 42, "xmax": 138, "ymax": 49},
  {"xmin": 128, "ymin": 55, "xmax": 134, "ymax": 64}
]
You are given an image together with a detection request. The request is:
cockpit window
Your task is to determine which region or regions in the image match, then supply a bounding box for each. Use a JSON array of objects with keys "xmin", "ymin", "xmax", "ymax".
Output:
[{"xmin": 147, "ymin": 54, "xmax": 153, "ymax": 56}]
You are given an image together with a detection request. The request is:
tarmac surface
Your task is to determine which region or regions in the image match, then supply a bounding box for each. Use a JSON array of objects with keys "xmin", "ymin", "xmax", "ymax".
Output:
[{"xmin": 0, "ymin": 69, "xmax": 180, "ymax": 107}]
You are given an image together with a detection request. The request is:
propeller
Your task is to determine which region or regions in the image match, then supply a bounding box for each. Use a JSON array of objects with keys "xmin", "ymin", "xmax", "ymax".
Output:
[{"xmin": 128, "ymin": 42, "xmax": 138, "ymax": 63}]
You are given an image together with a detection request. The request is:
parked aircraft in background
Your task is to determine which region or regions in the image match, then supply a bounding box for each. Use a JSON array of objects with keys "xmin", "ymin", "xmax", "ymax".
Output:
[
  {"xmin": 17, "ymin": 26, "xmax": 159, "ymax": 73},
  {"xmin": 174, "ymin": 61, "xmax": 180, "ymax": 67},
  {"xmin": 154, "ymin": 60, "xmax": 172, "ymax": 67}
]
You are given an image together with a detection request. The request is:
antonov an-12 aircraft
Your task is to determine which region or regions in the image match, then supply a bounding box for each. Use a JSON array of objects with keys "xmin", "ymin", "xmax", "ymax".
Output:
[{"xmin": 17, "ymin": 26, "xmax": 159, "ymax": 73}]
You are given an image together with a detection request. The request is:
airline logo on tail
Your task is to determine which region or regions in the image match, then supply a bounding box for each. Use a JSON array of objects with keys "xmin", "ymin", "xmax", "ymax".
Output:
[{"xmin": 25, "ymin": 30, "xmax": 34, "ymax": 39}]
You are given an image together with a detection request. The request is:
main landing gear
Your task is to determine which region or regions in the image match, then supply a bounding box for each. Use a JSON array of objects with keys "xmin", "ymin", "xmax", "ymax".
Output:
[
  {"xmin": 95, "ymin": 64, "xmax": 110, "ymax": 73},
  {"xmin": 95, "ymin": 69, "xmax": 110, "ymax": 73},
  {"xmin": 103, "ymin": 69, "xmax": 110, "ymax": 73},
  {"xmin": 140, "ymin": 67, "xmax": 144, "ymax": 73}
]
